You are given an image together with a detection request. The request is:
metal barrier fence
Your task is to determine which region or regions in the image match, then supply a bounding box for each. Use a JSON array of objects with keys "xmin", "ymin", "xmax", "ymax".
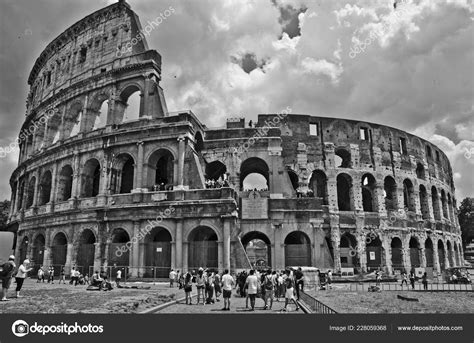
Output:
[
  {"xmin": 347, "ymin": 282, "xmax": 473, "ymax": 292},
  {"xmin": 299, "ymin": 290, "xmax": 338, "ymax": 314},
  {"xmin": 88, "ymin": 266, "xmax": 180, "ymax": 282}
]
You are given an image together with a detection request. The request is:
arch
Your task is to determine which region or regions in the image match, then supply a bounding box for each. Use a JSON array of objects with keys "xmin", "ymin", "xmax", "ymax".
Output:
[
  {"xmin": 205, "ymin": 161, "xmax": 227, "ymax": 181},
  {"xmin": 108, "ymin": 228, "xmax": 131, "ymax": 268},
  {"xmin": 284, "ymin": 231, "xmax": 311, "ymax": 267},
  {"xmin": 391, "ymin": 237, "xmax": 403, "ymax": 271},
  {"xmin": 43, "ymin": 110, "xmax": 62, "ymax": 146},
  {"xmin": 366, "ymin": 234, "xmax": 383, "ymax": 271},
  {"xmin": 384, "ymin": 176, "xmax": 397, "ymax": 211},
  {"xmin": 438, "ymin": 240, "xmax": 445, "ymax": 270},
  {"xmin": 110, "ymin": 153, "xmax": 135, "ymax": 194},
  {"xmin": 403, "ymin": 179, "xmax": 415, "ymax": 212},
  {"xmin": 32, "ymin": 234, "xmax": 45, "ymax": 268},
  {"xmin": 81, "ymin": 158, "xmax": 101, "ymax": 197},
  {"xmin": 453, "ymin": 243, "xmax": 459, "ymax": 267},
  {"xmin": 117, "ymin": 84, "xmax": 142, "ymax": 123},
  {"xmin": 287, "ymin": 170, "xmax": 299, "ymax": 191},
  {"xmin": 337, "ymin": 173, "xmax": 353, "ymax": 211},
  {"xmin": 148, "ymin": 149, "xmax": 175, "ymax": 189},
  {"xmin": 57, "ymin": 165, "xmax": 73, "ymax": 201},
  {"xmin": 241, "ymin": 231, "xmax": 272, "ymax": 269},
  {"xmin": 361, "ymin": 173, "xmax": 377, "ymax": 212},
  {"xmin": 76, "ymin": 229, "xmax": 96, "ymax": 275},
  {"xmin": 409, "ymin": 237, "xmax": 421, "ymax": 268},
  {"xmin": 446, "ymin": 240, "xmax": 454, "ymax": 267},
  {"xmin": 188, "ymin": 226, "xmax": 218, "ymax": 269},
  {"xmin": 26, "ymin": 176, "xmax": 36, "ymax": 208},
  {"xmin": 335, "ymin": 148, "xmax": 351, "ymax": 168},
  {"xmin": 339, "ymin": 233, "xmax": 359, "ymax": 268},
  {"xmin": 90, "ymin": 93, "xmax": 110, "ymax": 130},
  {"xmin": 19, "ymin": 236, "xmax": 29, "ymax": 263},
  {"xmin": 51, "ymin": 232, "xmax": 68, "ymax": 275},
  {"xmin": 144, "ymin": 227, "xmax": 172, "ymax": 278},
  {"xmin": 416, "ymin": 163, "xmax": 425, "ymax": 180},
  {"xmin": 431, "ymin": 186, "xmax": 441, "ymax": 220},
  {"xmin": 419, "ymin": 185, "xmax": 429, "ymax": 220},
  {"xmin": 65, "ymin": 101, "xmax": 84, "ymax": 138},
  {"xmin": 240, "ymin": 157, "xmax": 269, "ymax": 191},
  {"xmin": 425, "ymin": 238, "xmax": 434, "ymax": 267},
  {"xmin": 39, "ymin": 170, "xmax": 52, "ymax": 205},
  {"xmin": 309, "ymin": 170, "xmax": 328, "ymax": 204}
]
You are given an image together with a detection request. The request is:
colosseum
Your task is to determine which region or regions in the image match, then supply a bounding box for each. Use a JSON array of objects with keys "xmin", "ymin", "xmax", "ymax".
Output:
[{"xmin": 7, "ymin": 0, "xmax": 463, "ymax": 278}]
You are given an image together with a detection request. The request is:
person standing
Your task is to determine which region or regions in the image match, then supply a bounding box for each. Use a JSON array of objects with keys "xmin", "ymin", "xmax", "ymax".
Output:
[
  {"xmin": 169, "ymin": 269, "xmax": 176, "ymax": 288},
  {"xmin": 214, "ymin": 271, "xmax": 221, "ymax": 302},
  {"xmin": 1, "ymin": 255, "xmax": 16, "ymax": 301},
  {"xmin": 205, "ymin": 271, "xmax": 215, "ymax": 304},
  {"xmin": 58, "ymin": 267, "xmax": 66, "ymax": 284},
  {"xmin": 375, "ymin": 270, "xmax": 382, "ymax": 286},
  {"xmin": 15, "ymin": 259, "xmax": 33, "ymax": 298},
  {"xmin": 184, "ymin": 272, "xmax": 193, "ymax": 305},
  {"xmin": 48, "ymin": 266, "xmax": 55, "ymax": 284},
  {"xmin": 400, "ymin": 272, "xmax": 408, "ymax": 288},
  {"xmin": 283, "ymin": 269, "xmax": 299, "ymax": 312},
  {"xmin": 262, "ymin": 269, "xmax": 274, "ymax": 310},
  {"xmin": 221, "ymin": 269, "xmax": 234, "ymax": 311},
  {"xmin": 195, "ymin": 268, "xmax": 206, "ymax": 305},
  {"xmin": 409, "ymin": 271, "xmax": 416, "ymax": 290},
  {"xmin": 422, "ymin": 272, "xmax": 428, "ymax": 290},
  {"xmin": 37, "ymin": 266, "xmax": 45, "ymax": 283},
  {"xmin": 245, "ymin": 270, "xmax": 259, "ymax": 311},
  {"xmin": 294, "ymin": 267, "xmax": 304, "ymax": 300},
  {"xmin": 116, "ymin": 269, "xmax": 122, "ymax": 287},
  {"xmin": 327, "ymin": 270, "xmax": 332, "ymax": 289}
]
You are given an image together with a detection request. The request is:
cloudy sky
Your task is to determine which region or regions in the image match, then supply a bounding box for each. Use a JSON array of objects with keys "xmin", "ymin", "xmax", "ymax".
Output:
[{"xmin": 0, "ymin": 0, "xmax": 473, "ymax": 201}]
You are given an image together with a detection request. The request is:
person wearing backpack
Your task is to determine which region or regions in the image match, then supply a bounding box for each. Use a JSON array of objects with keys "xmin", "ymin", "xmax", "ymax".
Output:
[
  {"xmin": 263, "ymin": 269, "xmax": 274, "ymax": 310},
  {"xmin": 1, "ymin": 255, "xmax": 16, "ymax": 301},
  {"xmin": 283, "ymin": 269, "xmax": 299, "ymax": 312}
]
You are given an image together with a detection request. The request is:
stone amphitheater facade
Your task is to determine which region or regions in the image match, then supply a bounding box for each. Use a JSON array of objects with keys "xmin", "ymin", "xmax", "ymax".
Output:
[{"xmin": 7, "ymin": 0, "xmax": 463, "ymax": 277}]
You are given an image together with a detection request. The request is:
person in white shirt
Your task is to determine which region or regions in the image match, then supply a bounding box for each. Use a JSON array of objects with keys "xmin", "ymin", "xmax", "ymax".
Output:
[
  {"xmin": 116, "ymin": 269, "xmax": 122, "ymax": 287},
  {"xmin": 15, "ymin": 259, "xmax": 32, "ymax": 298},
  {"xmin": 220, "ymin": 269, "xmax": 234, "ymax": 311},
  {"xmin": 169, "ymin": 269, "xmax": 176, "ymax": 288},
  {"xmin": 245, "ymin": 270, "xmax": 259, "ymax": 311}
]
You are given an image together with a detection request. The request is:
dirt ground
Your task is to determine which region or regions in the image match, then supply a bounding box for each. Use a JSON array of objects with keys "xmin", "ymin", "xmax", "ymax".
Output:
[{"xmin": 0, "ymin": 278, "xmax": 182, "ymax": 314}]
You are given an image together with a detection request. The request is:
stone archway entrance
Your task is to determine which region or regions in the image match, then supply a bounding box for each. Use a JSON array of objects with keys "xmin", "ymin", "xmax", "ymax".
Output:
[{"xmin": 241, "ymin": 231, "xmax": 272, "ymax": 270}]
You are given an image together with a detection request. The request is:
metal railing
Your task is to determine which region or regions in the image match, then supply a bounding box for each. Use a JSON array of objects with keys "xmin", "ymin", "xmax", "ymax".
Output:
[
  {"xmin": 347, "ymin": 282, "xmax": 473, "ymax": 292},
  {"xmin": 299, "ymin": 290, "xmax": 338, "ymax": 314}
]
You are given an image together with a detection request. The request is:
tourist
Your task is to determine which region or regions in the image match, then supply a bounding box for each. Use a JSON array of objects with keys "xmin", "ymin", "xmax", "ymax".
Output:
[
  {"xmin": 283, "ymin": 269, "xmax": 299, "ymax": 312},
  {"xmin": 400, "ymin": 272, "xmax": 408, "ymax": 288},
  {"xmin": 84, "ymin": 274, "xmax": 90, "ymax": 285},
  {"xmin": 59, "ymin": 266, "xmax": 66, "ymax": 284},
  {"xmin": 48, "ymin": 266, "xmax": 55, "ymax": 284},
  {"xmin": 70, "ymin": 267, "xmax": 80, "ymax": 286},
  {"xmin": 184, "ymin": 272, "xmax": 193, "ymax": 305},
  {"xmin": 169, "ymin": 269, "xmax": 176, "ymax": 288},
  {"xmin": 1, "ymin": 255, "xmax": 16, "ymax": 301},
  {"xmin": 262, "ymin": 269, "xmax": 274, "ymax": 310},
  {"xmin": 205, "ymin": 271, "xmax": 215, "ymax": 304},
  {"xmin": 221, "ymin": 269, "xmax": 234, "ymax": 311},
  {"xmin": 196, "ymin": 268, "xmax": 206, "ymax": 305},
  {"xmin": 37, "ymin": 266, "xmax": 45, "ymax": 283},
  {"xmin": 422, "ymin": 272, "xmax": 428, "ymax": 290},
  {"xmin": 116, "ymin": 269, "xmax": 122, "ymax": 287},
  {"xmin": 327, "ymin": 269, "xmax": 332, "ymax": 288},
  {"xmin": 15, "ymin": 259, "xmax": 33, "ymax": 298},
  {"xmin": 178, "ymin": 271, "xmax": 185, "ymax": 289},
  {"xmin": 409, "ymin": 271, "xmax": 416, "ymax": 290},
  {"xmin": 294, "ymin": 267, "xmax": 304, "ymax": 300},
  {"xmin": 91, "ymin": 270, "xmax": 103, "ymax": 287},
  {"xmin": 245, "ymin": 270, "xmax": 259, "ymax": 311}
]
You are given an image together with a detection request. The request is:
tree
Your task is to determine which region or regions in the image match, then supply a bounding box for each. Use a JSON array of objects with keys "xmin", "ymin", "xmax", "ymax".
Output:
[
  {"xmin": 0, "ymin": 200, "xmax": 11, "ymax": 231},
  {"xmin": 458, "ymin": 197, "xmax": 474, "ymax": 248}
]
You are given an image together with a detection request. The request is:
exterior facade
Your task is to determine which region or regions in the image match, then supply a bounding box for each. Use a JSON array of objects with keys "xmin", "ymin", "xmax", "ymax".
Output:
[{"xmin": 8, "ymin": 1, "xmax": 463, "ymax": 277}]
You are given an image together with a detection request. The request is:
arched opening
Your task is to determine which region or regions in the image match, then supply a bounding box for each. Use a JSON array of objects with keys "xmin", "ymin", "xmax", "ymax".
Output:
[
  {"xmin": 39, "ymin": 171, "xmax": 52, "ymax": 205},
  {"xmin": 337, "ymin": 173, "xmax": 353, "ymax": 211},
  {"xmin": 120, "ymin": 157, "xmax": 134, "ymax": 194},
  {"xmin": 309, "ymin": 170, "xmax": 328, "ymax": 204},
  {"xmin": 419, "ymin": 185, "xmax": 429, "ymax": 219},
  {"xmin": 284, "ymin": 231, "xmax": 311, "ymax": 267},
  {"xmin": 361, "ymin": 173, "xmax": 377, "ymax": 212},
  {"xmin": 384, "ymin": 176, "xmax": 397, "ymax": 211},
  {"xmin": 17, "ymin": 179, "xmax": 25, "ymax": 211},
  {"xmin": 416, "ymin": 163, "xmax": 425, "ymax": 180},
  {"xmin": 441, "ymin": 189, "xmax": 449, "ymax": 220},
  {"xmin": 366, "ymin": 235, "xmax": 383, "ymax": 271},
  {"xmin": 109, "ymin": 154, "xmax": 135, "ymax": 194},
  {"xmin": 403, "ymin": 179, "xmax": 415, "ymax": 212},
  {"xmin": 108, "ymin": 228, "xmax": 131, "ymax": 268},
  {"xmin": 19, "ymin": 237, "xmax": 29, "ymax": 263},
  {"xmin": 409, "ymin": 237, "xmax": 421, "ymax": 268},
  {"xmin": 51, "ymin": 233, "xmax": 67, "ymax": 275},
  {"xmin": 119, "ymin": 86, "xmax": 141, "ymax": 122},
  {"xmin": 205, "ymin": 161, "xmax": 227, "ymax": 182},
  {"xmin": 148, "ymin": 149, "xmax": 174, "ymax": 190},
  {"xmin": 339, "ymin": 233, "xmax": 359, "ymax": 268},
  {"xmin": 32, "ymin": 234, "xmax": 45, "ymax": 274},
  {"xmin": 431, "ymin": 187, "xmax": 441, "ymax": 220},
  {"xmin": 81, "ymin": 159, "xmax": 101, "ymax": 197},
  {"xmin": 335, "ymin": 148, "xmax": 351, "ymax": 168},
  {"xmin": 57, "ymin": 165, "xmax": 73, "ymax": 202},
  {"xmin": 67, "ymin": 102, "xmax": 83, "ymax": 138},
  {"xmin": 144, "ymin": 227, "xmax": 172, "ymax": 278},
  {"xmin": 241, "ymin": 231, "xmax": 272, "ymax": 270},
  {"xmin": 240, "ymin": 157, "xmax": 269, "ymax": 191},
  {"xmin": 425, "ymin": 238, "xmax": 434, "ymax": 268},
  {"xmin": 287, "ymin": 170, "xmax": 299, "ymax": 191},
  {"xmin": 438, "ymin": 240, "xmax": 445, "ymax": 270},
  {"xmin": 188, "ymin": 226, "xmax": 218, "ymax": 269},
  {"xmin": 44, "ymin": 111, "xmax": 62, "ymax": 146},
  {"xmin": 454, "ymin": 244, "xmax": 459, "ymax": 267},
  {"xmin": 26, "ymin": 177, "xmax": 36, "ymax": 208},
  {"xmin": 391, "ymin": 237, "xmax": 403, "ymax": 272},
  {"xmin": 76, "ymin": 229, "xmax": 96, "ymax": 275},
  {"xmin": 92, "ymin": 100, "xmax": 109, "ymax": 130},
  {"xmin": 447, "ymin": 241, "xmax": 454, "ymax": 267},
  {"xmin": 195, "ymin": 132, "xmax": 204, "ymax": 153}
]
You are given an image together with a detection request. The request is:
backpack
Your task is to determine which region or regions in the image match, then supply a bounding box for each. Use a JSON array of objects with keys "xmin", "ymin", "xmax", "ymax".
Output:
[
  {"xmin": 0, "ymin": 262, "xmax": 14, "ymax": 277},
  {"xmin": 264, "ymin": 275, "xmax": 273, "ymax": 290}
]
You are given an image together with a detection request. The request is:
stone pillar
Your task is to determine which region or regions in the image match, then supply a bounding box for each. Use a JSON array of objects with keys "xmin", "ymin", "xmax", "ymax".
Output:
[
  {"xmin": 330, "ymin": 226, "xmax": 341, "ymax": 272},
  {"xmin": 396, "ymin": 185, "xmax": 405, "ymax": 211},
  {"xmin": 183, "ymin": 242, "xmax": 188, "ymax": 272},
  {"xmin": 420, "ymin": 246, "xmax": 427, "ymax": 268},
  {"xmin": 32, "ymin": 174, "xmax": 39, "ymax": 207},
  {"xmin": 223, "ymin": 218, "xmax": 231, "ymax": 271},
  {"xmin": 403, "ymin": 238, "xmax": 411, "ymax": 273},
  {"xmin": 131, "ymin": 221, "xmax": 140, "ymax": 277},
  {"xmin": 13, "ymin": 182, "xmax": 21, "ymax": 214},
  {"xmin": 432, "ymin": 244, "xmax": 441, "ymax": 274},
  {"xmin": 65, "ymin": 243, "xmax": 74, "ymax": 271},
  {"xmin": 444, "ymin": 244, "xmax": 450, "ymax": 269},
  {"xmin": 175, "ymin": 220, "xmax": 183, "ymax": 270},
  {"xmin": 176, "ymin": 136, "xmax": 186, "ymax": 188},
  {"xmin": 382, "ymin": 237, "xmax": 392, "ymax": 275},
  {"xmin": 218, "ymin": 241, "xmax": 224, "ymax": 271},
  {"xmin": 326, "ymin": 176, "xmax": 338, "ymax": 211},
  {"xmin": 71, "ymin": 152, "xmax": 81, "ymax": 198},
  {"xmin": 273, "ymin": 224, "xmax": 284, "ymax": 269},
  {"xmin": 357, "ymin": 235, "xmax": 367, "ymax": 273},
  {"xmin": 103, "ymin": 239, "xmax": 111, "ymax": 269},
  {"xmin": 93, "ymin": 242, "xmax": 101, "ymax": 272},
  {"xmin": 353, "ymin": 180, "xmax": 363, "ymax": 211},
  {"xmin": 375, "ymin": 185, "xmax": 386, "ymax": 215},
  {"xmin": 134, "ymin": 141, "xmax": 144, "ymax": 190}
]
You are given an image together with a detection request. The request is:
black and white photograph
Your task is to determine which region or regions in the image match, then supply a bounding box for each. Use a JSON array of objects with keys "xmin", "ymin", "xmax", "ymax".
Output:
[{"xmin": 0, "ymin": 0, "xmax": 473, "ymax": 341}]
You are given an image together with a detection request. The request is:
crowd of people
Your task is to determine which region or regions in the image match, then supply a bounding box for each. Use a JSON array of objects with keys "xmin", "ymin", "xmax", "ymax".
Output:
[
  {"xmin": 205, "ymin": 178, "xmax": 229, "ymax": 189},
  {"xmin": 173, "ymin": 267, "xmax": 305, "ymax": 312}
]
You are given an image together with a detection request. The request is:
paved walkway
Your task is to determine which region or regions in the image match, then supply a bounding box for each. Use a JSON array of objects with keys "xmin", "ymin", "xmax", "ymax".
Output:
[{"xmin": 159, "ymin": 293, "xmax": 303, "ymax": 314}]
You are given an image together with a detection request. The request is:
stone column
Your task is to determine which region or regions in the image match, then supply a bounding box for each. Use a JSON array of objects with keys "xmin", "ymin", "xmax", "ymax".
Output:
[
  {"xmin": 273, "ymin": 224, "xmax": 284, "ymax": 269},
  {"xmin": 175, "ymin": 220, "xmax": 183, "ymax": 270},
  {"xmin": 32, "ymin": 173, "xmax": 39, "ymax": 208},
  {"xmin": 131, "ymin": 221, "xmax": 140, "ymax": 277},
  {"xmin": 326, "ymin": 176, "xmax": 338, "ymax": 211},
  {"xmin": 375, "ymin": 185, "xmax": 386, "ymax": 215},
  {"xmin": 403, "ymin": 239, "xmax": 411, "ymax": 273},
  {"xmin": 13, "ymin": 182, "xmax": 21, "ymax": 214},
  {"xmin": 420, "ymin": 246, "xmax": 427, "ymax": 268},
  {"xmin": 93, "ymin": 242, "xmax": 101, "ymax": 272},
  {"xmin": 432, "ymin": 244, "xmax": 441, "ymax": 274},
  {"xmin": 71, "ymin": 152, "xmax": 81, "ymax": 198},
  {"xmin": 218, "ymin": 241, "xmax": 224, "ymax": 271},
  {"xmin": 382, "ymin": 237, "xmax": 392, "ymax": 274},
  {"xmin": 444, "ymin": 244, "xmax": 450, "ymax": 269},
  {"xmin": 357, "ymin": 235, "xmax": 367, "ymax": 273},
  {"xmin": 134, "ymin": 141, "xmax": 144, "ymax": 190},
  {"xmin": 330, "ymin": 226, "xmax": 341, "ymax": 272},
  {"xmin": 49, "ymin": 163, "xmax": 58, "ymax": 204},
  {"xmin": 396, "ymin": 185, "xmax": 405, "ymax": 211},
  {"xmin": 176, "ymin": 135, "xmax": 186, "ymax": 188},
  {"xmin": 65, "ymin": 243, "xmax": 74, "ymax": 272},
  {"xmin": 183, "ymin": 242, "xmax": 188, "ymax": 272},
  {"xmin": 223, "ymin": 218, "xmax": 231, "ymax": 271}
]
